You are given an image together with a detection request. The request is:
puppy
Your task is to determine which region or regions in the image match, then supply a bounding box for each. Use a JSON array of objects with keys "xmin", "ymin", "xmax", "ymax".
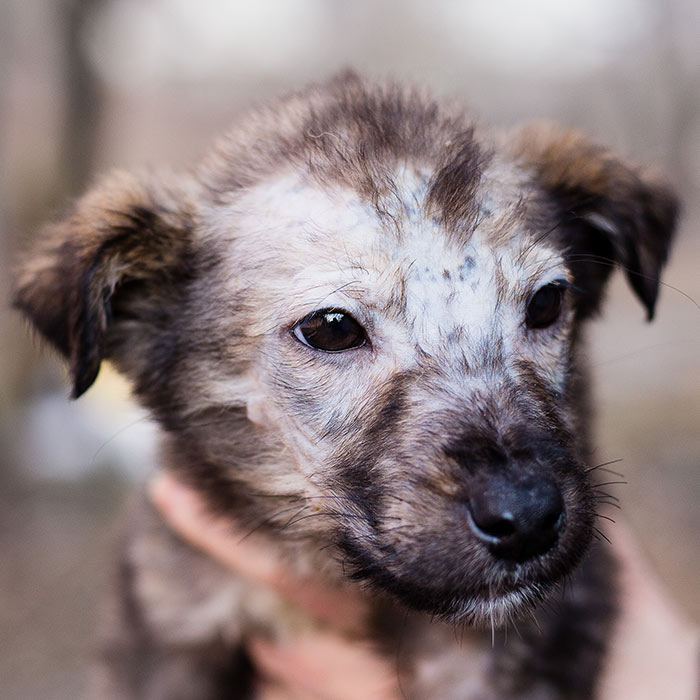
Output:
[{"xmin": 14, "ymin": 72, "xmax": 677, "ymax": 698}]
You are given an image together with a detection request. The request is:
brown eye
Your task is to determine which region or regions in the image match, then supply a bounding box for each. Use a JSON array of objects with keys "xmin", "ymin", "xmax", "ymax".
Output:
[
  {"xmin": 292, "ymin": 309, "xmax": 367, "ymax": 352},
  {"xmin": 526, "ymin": 281, "xmax": 567, "ymax": 329}
]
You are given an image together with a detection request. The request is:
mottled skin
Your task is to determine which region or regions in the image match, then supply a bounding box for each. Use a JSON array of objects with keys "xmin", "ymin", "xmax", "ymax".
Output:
[{"xmin": 14, "ymin": 73, "xmax": 677, "ymax": 698}]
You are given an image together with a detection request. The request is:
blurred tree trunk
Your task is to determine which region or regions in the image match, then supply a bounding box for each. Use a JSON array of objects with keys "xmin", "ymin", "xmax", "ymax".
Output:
[
  {"xmin": 3, "ymin": 0, "xmax": 105, "ymax": 417},
  {"xmin": 60, "ymin": 0, "xmax": 104, "ymax": 198},
  {"xmin": 0, "ymin": 1, "xmax": 23, "ymax": 421}
]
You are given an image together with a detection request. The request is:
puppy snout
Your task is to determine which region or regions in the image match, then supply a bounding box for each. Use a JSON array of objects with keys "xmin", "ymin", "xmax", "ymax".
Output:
[{"xmin": 467, "ymin": 474, "xmax": 564, "ymax": 562}]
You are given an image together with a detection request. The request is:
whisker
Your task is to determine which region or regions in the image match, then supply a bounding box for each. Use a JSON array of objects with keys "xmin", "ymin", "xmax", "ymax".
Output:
[
  {"xmin": 280, "ymin": 510, "xmax": 337, "ymax": 530},
  {"xmin": 592, "ymin": 526, "xmax": 612, "ymax": 545},
  {"xmin": 516, "ymin": 220, "xmax": 565, "ymax": 264},
  {"xmin": 594, "ymin": 500, "xmax": 621, "ymax": 510},
  {"xmin": 594, "ymin": 467, "xmax": 626, "ymax": 478},
  {"xmin": 584, "ymin": 458, "xmax": 624, "ymax": 475},
  {"xmin": 594, "ymin": 512, "xmax": 616, "ymax": 524},
  {"xmin": 593, "ymin": 490, "xmax": 620, "ymax": 502},
  {"xmin": 240, "ymin": 504, "xmax": 313, "ymax": 540}
]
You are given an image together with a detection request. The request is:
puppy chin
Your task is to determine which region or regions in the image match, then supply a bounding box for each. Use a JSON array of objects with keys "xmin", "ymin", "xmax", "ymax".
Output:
[{"xmin": 443, "ymin": 582, "xmax": 549, "ymax": 629}]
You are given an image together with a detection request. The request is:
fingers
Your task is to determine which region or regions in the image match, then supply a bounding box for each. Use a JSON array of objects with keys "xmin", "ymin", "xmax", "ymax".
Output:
[
  {"xmin": 250, "ymin": 633, "xmax": 401, "ymax": 700},
  {"xmin": 150, "ymin": 472, "xmax": 402, "ymax": 698},
  {"xmin": 149, "ymin": 471, "xmax": 369, "ymax": 634},
  {"xmin": 149, "ymin": 471, "xmax": 282, "ymax": 583}
]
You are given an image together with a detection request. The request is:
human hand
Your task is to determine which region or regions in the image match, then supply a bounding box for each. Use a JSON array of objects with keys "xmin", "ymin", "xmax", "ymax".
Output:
[{"xmin": 150, "ymin": 472, "xmax": 401, "ymax": 700}]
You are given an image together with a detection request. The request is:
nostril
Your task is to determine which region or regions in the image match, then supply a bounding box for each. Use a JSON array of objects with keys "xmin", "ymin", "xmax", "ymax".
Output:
[
  {"xmin": 481, "ymin": 515, "xmax": 517, "ymax": 540},
  {"xmin": 468, "ymin": 500, "xmax": 517, "ymax": 542}
]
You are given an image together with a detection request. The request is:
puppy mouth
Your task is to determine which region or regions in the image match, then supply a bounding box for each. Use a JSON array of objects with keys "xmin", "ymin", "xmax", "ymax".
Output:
[
  {"xmin": 346, "ymin": 556, "xmax": 559, "ymax": 628},
  {"xmin": 338, "ymin": 513, "xmax": 592, "ymax": 627},
  {"xmin": 444, "ymin": 582, "xmax": 550, "ymax": 628}
]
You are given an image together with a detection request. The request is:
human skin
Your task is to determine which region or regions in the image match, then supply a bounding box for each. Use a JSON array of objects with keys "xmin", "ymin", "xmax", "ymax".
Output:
[{"xmin": 149, "ymin": 472, "xmax": 698, "ymax": 700}]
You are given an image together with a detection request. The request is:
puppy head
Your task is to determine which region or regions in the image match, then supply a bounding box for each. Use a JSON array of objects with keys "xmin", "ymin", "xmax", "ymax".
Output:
[{"xmin": 14, "ymin": 77, "xmax": 677, "ymax": 624}]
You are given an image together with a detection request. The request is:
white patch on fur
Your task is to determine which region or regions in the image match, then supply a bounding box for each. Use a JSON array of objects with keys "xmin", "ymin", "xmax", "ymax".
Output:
[
  {"xmin": 223, "ymin": 167, "xmax": 568, "ymax": 353},
  {"xmin": 203, "ymin": 165, "xmax": 573, "ymax": 467}
]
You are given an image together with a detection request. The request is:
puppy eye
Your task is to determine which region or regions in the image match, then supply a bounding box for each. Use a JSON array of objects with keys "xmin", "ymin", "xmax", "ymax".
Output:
[
  {"xmin": 525, "ymin": 281, "xmax": 567, "ymax": 330},
  {"xmin": 292, "ymin": 309, "xmax": 367, "ymax": 352}
]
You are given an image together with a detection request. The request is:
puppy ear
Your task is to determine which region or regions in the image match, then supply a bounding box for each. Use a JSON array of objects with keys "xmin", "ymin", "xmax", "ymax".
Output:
[
  {"xmin": 13, "ymin": 171, "xmax": 196, "ymax": 398},
  {"xmin": 510, "ymin": 123, "xmax": 679, "ymax": 320}
]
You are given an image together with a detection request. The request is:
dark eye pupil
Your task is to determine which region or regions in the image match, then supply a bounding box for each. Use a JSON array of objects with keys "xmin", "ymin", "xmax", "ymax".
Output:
[
  {"xmin": 294, "ymin": 310, "xmax": 366, "ymax": 351},
  {"xmin": 526, "ymin": 283, "xmax": 565, "ymax": 329}
]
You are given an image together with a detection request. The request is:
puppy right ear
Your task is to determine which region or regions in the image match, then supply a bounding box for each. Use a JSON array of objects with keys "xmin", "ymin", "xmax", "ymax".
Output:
[
  {"xmin": 13, "ymin": 171, "xmax": 197, "ymax": 398},
  {"xmin": 509, "ymin": 123, "xmax": 679, "ymax": 320}
]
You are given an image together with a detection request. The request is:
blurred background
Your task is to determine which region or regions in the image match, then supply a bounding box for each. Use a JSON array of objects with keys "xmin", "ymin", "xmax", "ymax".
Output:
[{"xmin": 1, "ymin": 1, "xmax": 698, "ymax": 697}]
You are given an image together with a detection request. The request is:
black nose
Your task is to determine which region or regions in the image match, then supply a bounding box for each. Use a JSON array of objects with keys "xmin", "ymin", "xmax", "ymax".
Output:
[{"xmin": 467, "ymin": 475, "xmax": 564, "ymax": 562}]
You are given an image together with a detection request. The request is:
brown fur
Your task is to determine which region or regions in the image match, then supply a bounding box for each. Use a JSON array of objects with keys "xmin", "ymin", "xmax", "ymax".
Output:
[{"xmin": 14, "ymin": 73, "xmax": 677, "ymax": 698}]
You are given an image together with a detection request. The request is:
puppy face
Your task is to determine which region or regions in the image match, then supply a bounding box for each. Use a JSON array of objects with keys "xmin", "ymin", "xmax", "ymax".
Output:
[
  {"xmin": 193, "ymin": 162, "xmax": 586, "ymax": 625},
  {"xmin": 14, "ymin": 74, "xmax": 677, "ymax": 626}
]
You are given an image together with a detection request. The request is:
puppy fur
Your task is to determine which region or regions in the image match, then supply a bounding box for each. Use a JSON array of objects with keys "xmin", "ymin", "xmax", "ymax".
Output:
[{"xmin": 14, "ymin": 72, "xmax": 677, "ymax": 698}]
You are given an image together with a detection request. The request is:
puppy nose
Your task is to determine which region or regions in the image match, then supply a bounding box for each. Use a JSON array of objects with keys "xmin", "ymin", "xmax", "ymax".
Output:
[{"xmin": 467, "ymin": 475, "xmax": 564, "ymax": 562}]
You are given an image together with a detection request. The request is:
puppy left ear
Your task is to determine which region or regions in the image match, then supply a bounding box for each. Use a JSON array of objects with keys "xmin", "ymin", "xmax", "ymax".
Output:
[
  {"xmin": 13, "ymin": 171, "xmax": 197, "ymax": 398},
  {"xmin": 510, "ymin": 123, "xmax": 679, "ymax": 320}
]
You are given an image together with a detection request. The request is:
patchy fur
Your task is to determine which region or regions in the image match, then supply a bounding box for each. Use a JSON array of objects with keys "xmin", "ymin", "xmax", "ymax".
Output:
[{"xmin": 14, "ymin": 73, "xmax": 677, "ymax": 698}]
